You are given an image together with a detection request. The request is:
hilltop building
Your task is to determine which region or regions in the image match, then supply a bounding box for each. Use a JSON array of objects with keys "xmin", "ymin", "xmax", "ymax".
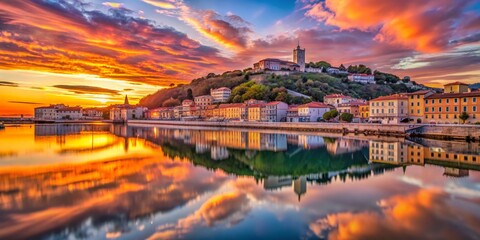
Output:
[
  {"xmin": 253, "ymin": 58, "xmax": 300, "ymax": 71},
  {"xmin": 293, "ymin": 42, "xmax": 305, "ymax": 72},
  {"xmin": 210, "ymin": 87, "xmax": 231, "ymax": 103}
]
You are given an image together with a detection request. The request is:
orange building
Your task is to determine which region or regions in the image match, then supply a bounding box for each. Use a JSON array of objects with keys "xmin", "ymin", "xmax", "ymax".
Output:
[
  {"xmin": 424, "ymin": 82, "xmax": 479, "ymax": 124},
  {"xmin": 369, "ymin": 94, "xmax": 409, "ymax": 124},
  {"xmin": 359, "ymin": 102, "xmax": 369, "ymax": 119},
  {"xmin": 406, "ymin": 90, "xmax": 434, "ymax": 123}
]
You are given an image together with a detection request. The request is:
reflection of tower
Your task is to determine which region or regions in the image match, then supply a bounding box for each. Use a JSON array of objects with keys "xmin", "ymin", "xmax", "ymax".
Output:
[
  {"xmin": 293, "ymin": 41, "xmax": 305, "ymax": 72},
  {"xmin": 293, "ymin": 176, "xmax": 307, "ymax": 202}
]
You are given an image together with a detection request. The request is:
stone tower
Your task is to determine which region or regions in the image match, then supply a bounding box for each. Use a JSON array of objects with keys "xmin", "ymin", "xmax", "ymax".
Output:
[
  {"xmin": 124, "ymin": 95, "xmax": 129, "ymax": 105},
  {"xmin": 293, "ymin": 41, "xmax": 305, "ymax": 72}
]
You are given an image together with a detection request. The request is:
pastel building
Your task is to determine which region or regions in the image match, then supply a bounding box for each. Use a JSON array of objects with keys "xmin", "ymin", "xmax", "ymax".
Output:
[
  {"xmin": 293, "ymin": 43, "xmax": 305, "ymax": 72},
  {"xmin": 194, "ymin": 95, "xmax": 214, "ymax": 108},
  {"xmin": 210, "ymin": 87, "xmax": 231, "ymax": 103},
  {"xmin": 406, "ymin": 90, "xmax": 434, "ymax": 123},
  {"xmin": 247, "ymin": 103, "xmax": 266, "ymax": 121},
  {"xmin": 297, "ymin": 102, "xmax": 332, "ymax": 122},
  {"xmin": 369, "ymin": 94, "xmax": 409, "ymax": 124},
  {"xmin": 253, "ymin": 58, "xmax": 300, "ymax": 71},
  {"xmin": 323, "ymin": 94, "xmax": 354, "ymax": 107},
  {"xmin": 264, "ymin": 101, "xmax": 289, "ymax": 122},
  {"xmin": 348, "ymin": 74, "xmax": 375, "ymax": 84}
]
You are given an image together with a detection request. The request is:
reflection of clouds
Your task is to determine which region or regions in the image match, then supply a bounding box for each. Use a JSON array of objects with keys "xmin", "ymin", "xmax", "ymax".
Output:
[
  {"xmin": 309, "ymin": 189, "xmax": 480, "ymax": 240},
  {"xmin": 148, "ymin": 191, "xmax": 251, "ymax": 239},
  {"xmin": 400, "ymin": 173, "xmax": 480, "ymax": 199},
  {"xmin": 0, "ymin": 155, "xmax": 228, "ymax": 239}
]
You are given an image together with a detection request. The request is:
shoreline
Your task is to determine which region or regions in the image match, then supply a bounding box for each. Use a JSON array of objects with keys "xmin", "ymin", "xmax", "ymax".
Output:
[{"xmin": 127, "ymin": 120, "xmax": 480, "ymax": 142}]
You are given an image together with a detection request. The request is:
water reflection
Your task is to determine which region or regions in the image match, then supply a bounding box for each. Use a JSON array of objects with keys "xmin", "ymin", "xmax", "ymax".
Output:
[{"xmin": 0, "ymin": 124, "xmax": 478, "ymax": 239}]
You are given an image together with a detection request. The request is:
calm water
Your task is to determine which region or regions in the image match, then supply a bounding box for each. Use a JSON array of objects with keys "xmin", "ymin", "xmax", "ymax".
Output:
[{"xmin": 0, "ymin": 124, "xmax": 479, "ymax": 240}]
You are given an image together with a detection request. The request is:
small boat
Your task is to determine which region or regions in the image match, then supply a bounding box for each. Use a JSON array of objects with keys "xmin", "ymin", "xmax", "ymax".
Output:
[{"xmin": 0, "ymin": 122, "xmax": 4, "ymax": 129}]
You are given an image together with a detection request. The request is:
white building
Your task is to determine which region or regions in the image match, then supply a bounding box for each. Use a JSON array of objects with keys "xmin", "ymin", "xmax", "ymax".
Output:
[
  {"xmin": 326, "ymin": 67, "xmax": 348, "ymax": 75},
  {"xmin": 348, "ymin": 74, "xmax": 375, "ymax": 84},
  {"xmin": 82, "ymin": 108, "xmax": 103, "ymax": 120},
  {"xmin": 210, "ymin": 87, "xmax": 231, "ymax": 103},
  {"xmin": 109, "ymin": 95, "xmax": 146, "ymax": 122},
  {"xmin": 297, "ymin": 102, "xmax": 332, "ymax": 122},
  {"xmin": 369, "ymin": 94, "xmax": 409, "ymax": 124},
  {"xmin": 323, "ymin": 94, "xmax": 354, "ymax": 107},
  {"xmin": 305, "ymin": 67, "xmax": 323, "ymax": 73},
  {"xmin": 34, "ymin": 106, "xmax": 58, "ymax": 121},
  {"xmin": 264, "ymin": 101, "xmax": 288, "ymax": 122},
  {"xmin": 57, "ymin": 107, "xmax": 82, "ymax": 120}
]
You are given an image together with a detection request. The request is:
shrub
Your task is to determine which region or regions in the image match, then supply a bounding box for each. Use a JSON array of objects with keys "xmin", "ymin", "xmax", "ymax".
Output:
[{"xmin": 339, "ymin": 112, "xmax": 354, "ymax": 122}]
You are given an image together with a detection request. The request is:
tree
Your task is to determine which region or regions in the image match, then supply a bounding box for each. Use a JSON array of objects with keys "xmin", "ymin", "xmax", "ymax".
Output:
[
  {"xmin": 339, "ymin": 112, "xmax": 354, "ymax": 122},
  {"xmin": 162, "ymin": 98, "xmax": 181, "ymax": 107},
  {"xmin": 169, "ymin": 83, "xmax": 175, "ymax": 87},
  {"xmin": 187, "ymin": 88, "xmax": 193, "ymax": 100},
  {"xmin": 206, "ymin": 73, "xmax": 216, "ymax": 78},
  {"xmin": 323, "ymin": 109, "xmax": 338, "ymax": 121},
  {"xmin": 459, "ymin": 112, "xmax": 469, "ymax": 124},
  {"xmin": 339, "ymin": 64, "xmax": 346, "ymax": 71}
]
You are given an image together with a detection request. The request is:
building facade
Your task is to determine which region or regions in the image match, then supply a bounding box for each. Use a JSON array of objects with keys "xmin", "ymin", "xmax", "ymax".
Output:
[
  {"xmin": 297, "ymin": 102, "xmax": 331, "ymax": 122},
  {"xmin": 348, "ymin": 74, "xmax": 375, "ymax": 84},
  {"xmin": 406, "ymin": 90, "xmax": 434, "ymax": 123},
  {"xmin": 210, "ymin": 87, "xmax": 231, "ymax": 103},
  {"xmin": 264, "ymin": 101, "xmax": 288, "ymax": 122},
  {"xmin": 369, "ymin": 94, "xmax": 409, "ymax": 124},
  {"xmin": 323, "ymin": 94, "xmax": 353, "ymax": 107},
  {"xmin": 253, "ymin": 58, "xmax": 300, "ymax": 71},
  {"xmin": 194, "ymin": 95, "xmax": 214, "ymax": 108}
]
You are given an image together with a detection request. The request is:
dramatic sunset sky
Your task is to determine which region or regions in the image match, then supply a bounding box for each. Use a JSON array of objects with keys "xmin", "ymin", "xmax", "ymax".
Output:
[{"xmin": 0, "ymin": 0, "xmax": 479, "ymax": 116}]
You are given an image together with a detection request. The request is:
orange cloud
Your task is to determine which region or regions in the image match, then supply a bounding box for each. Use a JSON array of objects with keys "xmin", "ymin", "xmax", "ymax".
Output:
[
  {"xmin": 306, "ymin": 0, "xmax": 475, "ymax": 52},
  {"xmin": 0, "ymin": 1, "xmax": 232, "ymax": 86},
  {"xmin": 309, "ymin": 189, "xmax": 480, "ymax": 239}
]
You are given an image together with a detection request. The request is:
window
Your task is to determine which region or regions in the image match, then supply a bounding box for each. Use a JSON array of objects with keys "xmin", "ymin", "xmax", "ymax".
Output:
[
  {"xmin": 474, "ymin": 98, "xmax": 477, "ymax": 103},
  {"xmin": 439, "ymin": 107, "xmax": 442, "ymax": 112},
  {"xmin": 464, "ymin": 106, "xmax": 467, "ymax": 112},
  {"xmin": 426, "ymin": 100, "xmax": 429, "ymax": 104},
  {"xmin": 432, "ymin": 107, "xmax": 435, "ymax": 112},
  {"xmin": 431, "ymin": 153, "xmax": 434, "ymax": 157},
  {"xmin": 463, "ymin": 98, "xmax": 467, "ymax": 103},
  {"xmin": 474, "ymin": 106, "xmax": 477, "ymax": 112},
  {"xmin": 464, "ymin": 156, "xmax": 468, "ymax": 161},
  {"xmin": 425, "ymin": 107, "xmax": 428, "ymax": 112},
  {"xmin": 446, "ymin": 107, "xmax": 449, "ymax": 112},
  {"xmin": 454, "ymin": 154, "xmax": 458, "ymax": 159},
  {"xmin": 432, "ymin": 100, "xmax": 435, "ymax": 104},
  {"xmin": 439, "ymin": 99, "xmax": 442, "ymax": 103},
  {"xmin": 439, "ymin": 114, "xmax": 441, "ymax": 119},
  {"xmin": 417, "ymin": 102, "xmax": 420, "ymax": 106},
  {"xmin": 454, "ymin": 106, "xmax": 458, "ymax": 112},
  {"xmin": 411, "ymin": 102, "xmax": 414, "ymax": 106},
  {"xmin": 455, "ymin": 98, "xmax": 458, "ymax": 103},
  {"xmin": 446, "ymin": 154, "xmax": 449, "ymax": 158},
  {"xmin": 446, "ymin": 99, "xmax": 449, "ymax": 103}
]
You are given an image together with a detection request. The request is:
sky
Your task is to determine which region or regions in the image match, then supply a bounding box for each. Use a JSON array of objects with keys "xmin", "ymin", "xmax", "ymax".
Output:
[{"xmin": 0, "ymin": 0, "xmax": 479, "ymax": 116}]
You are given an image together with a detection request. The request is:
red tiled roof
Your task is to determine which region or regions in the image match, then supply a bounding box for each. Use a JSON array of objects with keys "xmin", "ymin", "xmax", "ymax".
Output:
[
  {"xmin": 425, "ymin": 91, "xmax": 480, "ymax": 99},
  {"xmin": 298, "ymin": 102, "xmax": 331, "ymax": 108},
  {"xmin": 247, "ymin": 103, "xmax": 267, "ymax": 108},
  {"xmin": 370, "ymin": 94, "xmax": 408, "ymax": 101},
  {"xmin": 405, "ymin": 90, "xmax": 434, "ymax": 95},
  {"xmin": 266, "ymin": 101, "xmax": 286, "ymax": 106},
  {"xmin": 444, "ymin": 81, "xmax": 468, "ymax": 86},
  {"xmin": 219, "ymin": 103, "xmax": 245, "ymax": 108},
  {"xmin": 57, "ymin": 107, "xmax": 82, "ymax": 111}
]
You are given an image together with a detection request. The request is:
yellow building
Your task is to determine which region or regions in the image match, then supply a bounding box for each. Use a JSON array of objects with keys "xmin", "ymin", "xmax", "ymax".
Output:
[
  {"xmin": 369, "ymin": 141, "xmax": 407, "ymax": 164},
  {"xmin": 444, "ymin": 81, "xmax": 469, "ymax": 93},
  {"xmin": 248, "ymin": 104, "xmax": 266, "ymax": 121},
  {"xmin": 406, "ymin": 90, "xmax": 434, "ymax": 123},
  {"xmin": 219, "ymin": 103, "xmax": 246, "ymax": 120},
  {"xmin": 359, "ymin": 102, "xmax": 369, "ymax": 119}
]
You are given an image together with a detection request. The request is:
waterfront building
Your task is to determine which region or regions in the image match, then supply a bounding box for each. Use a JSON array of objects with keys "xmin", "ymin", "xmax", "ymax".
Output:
[
  {"xmin": 264, "ymin": 101, "xmax": 288, "ymax": 122},
  {"xmin": 406, "ymin": 90, "xmax": 434, "ymax": 123},
  {"xmin": 323, "ymin": 94, "xmax": 354, "ymax": 107},
  {"xmin": 210, "ymin": 87, "xmax": 231, "ymax": 103},
  {"xmin": 293, "ymin": 43, "xmax": 305, "ymax": 72},
  {"xmin": 423, "ymin": 82, "xmax": 479, "ymax": 124},
  {"xmin": 34, "ymin": 106, "xmax": 58, "ymax": 121},
  {"xmin": 82, "ymin": 108, "xmax": 103, "ymax": 120},
  {"xmin": 247, "ymin": 103, "xmax": 266, "ymax": 121},
  {"xmin": 369, "ymin": 94, "xmax": 409, "ymax": 124},
  {"xmin": 337, "ymin": 101, "xmax": 365, "ymax": 117},
  {"xmin": 147, "ymin": 107, "xmax": 174, "ymax": 120},
  {"xmin": 110, "ymin": 95, "xmax": 146, "ymax": 122},
  {"xmin": 219, "ymin": 103, "xmax": 247, "ymax": 120},
  {"xmin": 297, "ymin": 102, "xmax": 332, "ymax": 122},
  {"xmin": 194, "ymin": 95, "xmax": 214, "ymax": 108},
  {"xmin": 286, "ymin": 105, "xmax": 299, "ymax": 122},
  {"xmin": 347, "ymin": 74, "xmax": 375, "ymax": 84},
  {"xmin": 181, "ymin": 99, "xmax": 195, "ymax": 117},
  {"xmin": 57, "ymin": 107, "xmax": 82, "ymax": 120},
  {"xmin": 244, "ymin": 99, "xmax": 267, "ymax": 105},
  {"xmin": 359, "ymin": 102, "xmax": 369, "ymax": 119}
]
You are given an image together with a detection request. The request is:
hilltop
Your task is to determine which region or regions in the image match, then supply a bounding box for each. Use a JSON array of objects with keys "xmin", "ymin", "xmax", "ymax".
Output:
[{"xmin": 140, "ymin": 67, "xmax": 428, "ymax": 109}]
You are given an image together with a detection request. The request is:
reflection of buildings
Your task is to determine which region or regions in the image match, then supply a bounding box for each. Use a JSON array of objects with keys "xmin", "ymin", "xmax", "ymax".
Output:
[
  {"xmin": 211, "ymin": 146, "xmax": 229, "ymax": 160},
  {"xmin": 293, "ymin": 176, "xmax": 306, "ymax": 201},
  {"xmin": 370, "ymin": 139, "xmax": 480, "ymax": 178},
  {"xmin": 263, "ymin": 176, "xmax": 292, "ymax": 190},
  {"xmin": 326, "ymin": 138, "xmax": 369, "ymax": 155}
]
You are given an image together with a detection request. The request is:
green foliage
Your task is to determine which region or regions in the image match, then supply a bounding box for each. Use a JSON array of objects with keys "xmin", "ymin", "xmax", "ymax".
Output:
[
  {"xmin": 459, "ymin": 112, "xmax": 469, "ymax": 123},
  {"xmin": 186, "ymin": 88, "xmax": 193, "ymax": 100},
  {"xmin": 323, "ymin": 109, "xmax": 339, "ymax": 121},
  {"xmin": 374, "ymin": 70, "xmax": 400, "ymax": 83},
  {"xmin": 347, "ymin": 64, "xmax": 372, "ymax": 74},
  {"xmin": 306, "ymin": 61, "xmax": 331, "ymax": 70},
  {"xmin": 339, "ymin": 112, "xmax": 354, "ymax": 122}
]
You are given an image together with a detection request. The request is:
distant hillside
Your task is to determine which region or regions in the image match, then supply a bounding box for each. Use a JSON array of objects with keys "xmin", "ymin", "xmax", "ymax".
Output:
[{"xmin": 140, "ymin": 70, "xmax": 428, "ymax": 109}]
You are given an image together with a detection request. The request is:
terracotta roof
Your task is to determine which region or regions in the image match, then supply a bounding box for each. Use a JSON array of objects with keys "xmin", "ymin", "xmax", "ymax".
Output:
[
  {"xmin": 338, "ymin": 101, "xmax": 365, "ymax": 107},
  {"xmin": 324, "ymin": 94, "xmax": 351, "ymax": 99},
  {"xmin": 425, "ymin": 91, "xmax": 480, "ymax": 99},
  {"xmin": 259, "ymin": 58, "xmax": 300, "ymax": 66},
  {"xmin": 298, "ymin": 102, "xmax": 331, "ymax": 108},
  {"xmin": 405, "ymin": 90, "xmax": 434, "ymax": 95},
  {"xmin": 247, "ymin": 103, "xmax": 267, "ymax": 108},
  {"xmin": 219, "ymin": 103, "xmax": 245, "ymax": 108},
  {"xmin": 266, "ymin": 101, "xmax": 286, "ymax": 106},
  {"xmin": 444, "ymin": 81, "xmax": 468, "ymax": 86},
  {"xmin": 370, "ymin": 94, "xmax": 408, "ymax": 101}
]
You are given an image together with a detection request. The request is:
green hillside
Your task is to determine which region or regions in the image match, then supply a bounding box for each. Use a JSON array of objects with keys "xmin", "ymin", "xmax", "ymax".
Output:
[{"xmin": 139, "ymin": 69, "xmax": 427, "ymax": 109}]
